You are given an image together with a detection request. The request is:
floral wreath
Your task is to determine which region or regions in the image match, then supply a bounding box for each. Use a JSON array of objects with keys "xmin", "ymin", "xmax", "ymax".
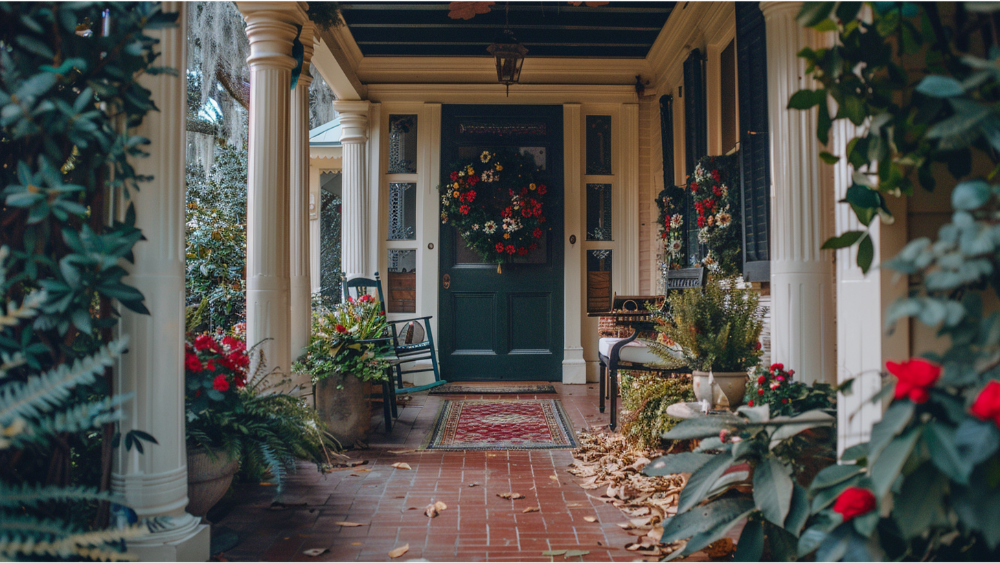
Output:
[
  {"xmin": 656, "ymin": 184, "xmax": 687, "ymax": 270},
  {"xmin": 688, "ymin": 155, "xmax": 741, "ymax": 274},
  {"xmin": 439, "ymin": 148, "xmax": 548, "ymax": 265}
]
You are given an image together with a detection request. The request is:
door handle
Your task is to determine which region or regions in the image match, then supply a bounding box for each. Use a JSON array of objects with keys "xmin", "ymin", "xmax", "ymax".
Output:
[{"xmin": 443, "ymin": 273, "xmax": 451, "ymax": 289}]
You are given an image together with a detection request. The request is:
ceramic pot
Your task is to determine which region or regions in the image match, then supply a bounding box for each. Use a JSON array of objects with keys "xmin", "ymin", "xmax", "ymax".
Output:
[
  {"xmin": 692, "ymin": 370, "xmax": 748, "ymax": 410},
  {"xmin": 186, "ymin": 448, "xmax": 239, "ymax": 517},
  {"xmin": 315, "ymin": 373, "xmax": 371, "ymax": 445}
]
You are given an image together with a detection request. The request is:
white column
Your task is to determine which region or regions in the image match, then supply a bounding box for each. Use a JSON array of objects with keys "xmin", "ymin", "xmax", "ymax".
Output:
[
  {"xmin": 334, "ymin": 100, "xmax": 372, "ymax": 280},
  {"xmin": 290, "ymin": 22, "xmax": 316, "ymax": 358},
  {"xmin": 240, "ymin": 2, "xmax": 306, "ymax": 375},
  {"xmin": 309, "ymin": 165, "xmax": 322, "ymax": 295},
  {"xmin": 114, "ymin": 4, "xmax": 210, "ymax": 560},
  {"xmin": 563, "ymin": 104, "xmax": 586, "ymax": 384},
  {"xmin": 762, "ymin": 1, "xmax": 836, "ymax": 385}
]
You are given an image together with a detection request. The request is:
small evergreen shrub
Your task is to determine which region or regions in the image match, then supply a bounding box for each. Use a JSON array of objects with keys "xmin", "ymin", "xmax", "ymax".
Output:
[{"xmin": 620, "ymin": 372, "xmax": 696, "ymax": 451}]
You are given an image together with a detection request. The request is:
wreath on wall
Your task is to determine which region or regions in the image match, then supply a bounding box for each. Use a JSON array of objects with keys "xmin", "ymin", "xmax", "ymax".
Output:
[
  {"xmin": 439, "ymin": 148, "xmax": 548, "ymax": 267},
  {"xmin": 688, "ymin": 154, "xmax": 742, "ymax": 276},
  {"xmin": 656, "ymin": 184, "xmax": 687, "ymax": 270}
]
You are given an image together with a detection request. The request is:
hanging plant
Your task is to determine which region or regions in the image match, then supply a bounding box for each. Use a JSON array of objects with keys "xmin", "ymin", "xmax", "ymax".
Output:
[
  {"xmin": 686, "ymin": 154, "xmax": 742, "ymax": 275},
  {"xmin": 439, "ymin": 148, "xmax": 549, "ymax": 266},
  {"xmin": 656, "ymin": 184, "xmax": 687, "ymax": 270}
]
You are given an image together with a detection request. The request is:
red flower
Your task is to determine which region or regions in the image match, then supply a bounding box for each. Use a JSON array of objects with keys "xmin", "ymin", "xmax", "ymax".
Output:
[
  {"xmin": 533, "ymin": 228, "xmax": 543, "ymax": 239},
  {"xmin": 517, "ymin": 247, "xmax": 528, "ymax": 256},
  {"xmin": 533, "ymin": 208, "xmax": 542, "ymax": 217},
  {"xmin": 460, "ymin": 205, "xmax": 471, "ymax": 215},
  {"xmin": 466, "ymin": 190, "xmax": 476, "ymax": 201},
  {"xmin": 235, "ymin": 375, "xmax": 246, "ymax": 389},
  {"xmin": 347, "ymin": 296, "xmax": 354, "ymax": 303},
  {"xmin": 711, "ymin": 169, "xmax": 721, "ymax": 182},
  {"xmin": 538, "ymin": 185, "xmax": 547, "ymax": 195},
  {"xmin": 758, "ymin": 376, "xmax": 766, "ymax": 385},
  {"xmin": 194, "ymin": 334, "xmax": 217, "ymax": 352},
  {"xmin": 755, "ymin": 341, "xmax": 762, "ymax": 350},
  {"xmin": 496, "ymin": 242, "xmax": 505, "ymax": 253},
  {"xmin": 506, "ymin": 244, "xmax": 516, "ymax": 255},
  {"xmin": 758, "ymin": 388, "xmax": 764, "ymax": 396},
  {"xmin": 694, "ymin": 201, "xmax": 703, "ymax": 213},
  {"xmin": 970, "ymin": 380, "xmax": 1000, "ymax": 427},
  {"xmin": 887, "ymin": 358, "xmax": 941, "ymax": 404},
  {"xmin": 781, "ymin": 398, "xmax": 789, "ymax": 404},
  {"xmin": 690, "ymin": 182, "xmax": 697, "ymax": 192},
  {"xmin": 206, "ymin": 359, "xmax": 216, "ymax": 372},
  {"xmin": 450, "ymin": 171, "xmax": 458, "ymax": 181},
  {"xmin": 771, "ymin": 363, "xmax": 784, "ymax": 372},
  {"xmin": 185, "ymin": 352, "xmax": 203, "ymax": 373},
  {"xmin": 335, "ymin": 324, "xmax": 348, "ymax": 333},
  {"xmin": 832, "ymin": 487, "xmax": 876, "ymax": 522},
  {"xmin": 697, "ymin": 216, "xmax": 706, "ymax": 228},
  {"xmin": 222, "ymin": 336, "xmax": 244, "ymax": 350},
  {"xmin": 468, "ymin": 175, "xmax": 479, "ymax": 186},
  {"xmin": 502, "ymin": 207, "xmax": 512, "ymax": 218},
  {"xmin": 661, "ymin": 232, "xmax": 667, "ymax": 239},
  {"xmin": 748, "ymin": 400, "xmax": 754, "ymax": 407},
  {"xmin": 213, "ymin": 374, "xmax": 230, "ymax": 392}
]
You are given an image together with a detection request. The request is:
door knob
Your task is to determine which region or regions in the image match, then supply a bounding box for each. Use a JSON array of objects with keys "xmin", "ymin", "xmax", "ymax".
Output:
[{"xmin": 443, "ymin": 274, "xmax": 451, "ymax": 289}]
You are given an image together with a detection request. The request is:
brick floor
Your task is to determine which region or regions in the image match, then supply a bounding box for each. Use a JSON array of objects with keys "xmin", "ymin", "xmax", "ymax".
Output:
[{"xmin": 209, "ymin": 383, "xmax": 733, "ymax": 562}]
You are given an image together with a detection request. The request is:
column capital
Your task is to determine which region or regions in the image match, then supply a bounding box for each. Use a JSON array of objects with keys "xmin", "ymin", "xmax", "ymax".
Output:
[
  {"xmin": 760, "ymin": 1, "xmax": 803, "ymax": 20},
  {"xmin": 238, "ymin": 2, "xmax": 308, "ymax": 70},
  {"xmin": 335, "ymin": 100, "xmax": 371, "ymax": 144}
]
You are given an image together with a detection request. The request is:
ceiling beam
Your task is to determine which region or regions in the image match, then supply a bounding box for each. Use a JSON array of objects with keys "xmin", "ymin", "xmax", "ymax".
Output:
[{"xmin": 313, "ymin": 30, "xmax": 366, "ymax": 100}]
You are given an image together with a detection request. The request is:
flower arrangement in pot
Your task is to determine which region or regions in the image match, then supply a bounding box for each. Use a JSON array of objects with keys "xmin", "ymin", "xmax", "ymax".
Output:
[
  {"xmin": 185, "ymin": 331, "xmax": 340, "ymax": 516},
  {"xmin": 294, "ymin": 294, "xmax": 391, "ymax": 446},
  {"xmin": 652, "ymin": 276, "xmax": 764, "ymax": 409}
]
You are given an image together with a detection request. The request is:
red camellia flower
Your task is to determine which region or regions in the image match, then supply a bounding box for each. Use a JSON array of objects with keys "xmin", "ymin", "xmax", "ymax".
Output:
[
  {"xmin": 758, "ymin": 376, "xmax": 766, "ymax": 384},
  {"xmin": 235, "ymin": 375, "xmax": 247, "ymax": 389},
  {"xmin": 335, "ymin": 324, "xmax": 348, "ymax": 333},
  {"xmin": 194, "ymin": 334, "xmax": 217, "ymax": 352},
  {"xmin": 517, "ymin": 247, "xmax": 528, "ymax": 256},
  {"xmin": 502, "ymin": 207, "xmax": 512, "ymax": 218},
  {"xmin": 758, "ymin": 388, "xmax": 764, "ymax": 396},
  {"xmin": 206, "ymin": 359, "xmax": 216, "ymax": 372},
  {"xmin": 506, "ymin": 244, "xmax": 516, "ymax": 254},
  {"xmin": 185, "ymin": 352, "xmax": 203, "ymax": 373},
  {"xmin": 690, "ymin": 182, "xmax": 697, "ymax": 192},
  {"xmin": 521, "ymin": 208, "xmax": 532, "ymax": 218},
  {"xmin": 832, "ymin": 487, "xmax": 876, "ymax": 522},
  {"xmin": 887, "ymin": 358, "xmax": 942, "ymax": 404},
  {"xmin": 970, "ymin": 380, "xmax": 1000, "ymax": 427},
  {"xmin": 533, "ymin": 228, "xmax": 543, "ymax": 239},
  {"xmin": 460, "ymin": 205, "xmax": 471, "ymax": 215},
  {"xmin": 496, "ymin": 242, "xmax": 505, "ymax": 253},
  {"xmin": 468, "ymin": 175, "xmax": 479, "ymax": 186},
  {"xmin": 222, "ymin": 336, "xmax": 243, "ymax": 350},
  {"xmin": 450, "ymin": 171, "xmax": 458, "ymax": 181},
  {"xmin": 538, "ymin": 185, "xmax": 547, "ymax": 195},
  {"xmin": 213, "ymin": 374, "xmax": 230, "ymax": 392},
  {"xmin": 466, "ymin": 190, "xmax": 476, "ymax": 201},
  {"xmin": 748, "ymin": 400, "xmax": 754, "ymax": 407},
  {"xmin": 711, "ymin": 169, "xmax": 721, "ymax": 182},
  {"xmin": 771, "ymin": 363, "xmax": 784, "ymax": 372},
  {"xmin": 697, "ymin": 216, "xmax": 706, "ymax": 228}
]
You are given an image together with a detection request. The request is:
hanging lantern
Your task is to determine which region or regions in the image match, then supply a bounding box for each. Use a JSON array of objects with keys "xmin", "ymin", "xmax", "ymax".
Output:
[{"xmin": 487, "ymin": 28, "xmax": 528, "ymax": 97}]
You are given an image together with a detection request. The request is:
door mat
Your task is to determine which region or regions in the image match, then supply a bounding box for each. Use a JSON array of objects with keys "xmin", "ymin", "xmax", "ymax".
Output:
[
  {"xmin": 428, "ymin": 383, "xmax": 557, "ymax": 395},
  {"xmin": 425, "ymin": 399, "xmax": 578, "ymax": 450}
]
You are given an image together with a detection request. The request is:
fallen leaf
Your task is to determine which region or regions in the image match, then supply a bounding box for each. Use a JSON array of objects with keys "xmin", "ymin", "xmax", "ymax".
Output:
[
  {"xmin": 522, "ymin": 506, "xmax": 540, "ymax": 513},
  {"xmin": 351, "ymin": 543, "xmax": 362, "ymax": 546},
  {"xmin": 434, "ymin": 501, "xmax": 447, "ymax": 511},
  {"xmin": 395, "ymin": 496, "xmax": 406, "ymax": 499},
  {"xmin": 497, "ymin": 492, "xmax": 524, "ymax": 500},
  {"xmin": 549, "ymin": 474, "xmax": 560, "ymax": 482},
  {"xmin": 407, "ymin": 507, "xmax": 418, "ymax": 510},
  {"xmin": 564, "ymin": 550, "xmax": 590, "ymax": 557},
  {"xmin": 468, "ymin": 483, "xmax": 479, "ymax": 487},
  {"xmin": 302, "ymin": 548, "xmax": 328, "ymax": 557},
  {"xmin": 596, "ymin": 541, "xmax": 603, "ymax": 546},
  {"xmin": 583, "ymin": 516, "xmax": 597, "ymax": 523},
  {"xmin": 424, "ymin": 504, "xmax": 438, "ymax": 518},
  {"xmin": 334, "ymin": 522, "xmax": 363, "ymax": 527},
  {"xmin": 388, "ymin": 544, "xmax": 409, "ymax": 559},
  {"xmin": 542, "ymin": 550, "xmax": 567, "ymax": 556},
  {"xmin": 391, "ymin": 462, "xmax": 411, "ymax": 470}
]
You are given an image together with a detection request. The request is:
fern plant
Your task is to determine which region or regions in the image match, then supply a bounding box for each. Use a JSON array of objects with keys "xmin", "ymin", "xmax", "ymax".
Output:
[{"xmin": 0, "ymin": 246, "xmax": 146, "ymax": 560}]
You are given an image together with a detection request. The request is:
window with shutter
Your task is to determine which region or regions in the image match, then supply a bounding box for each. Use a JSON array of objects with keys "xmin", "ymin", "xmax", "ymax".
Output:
[
  {"xmin": 736, "ymin": 2, "xmax": 771, "ymax": 282},
  {"xmin": 683, "ymin": 49, "xmax": 707, "ymax": 264}
]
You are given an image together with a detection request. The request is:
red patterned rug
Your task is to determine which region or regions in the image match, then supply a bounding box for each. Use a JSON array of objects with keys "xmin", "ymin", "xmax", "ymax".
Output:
[{"xmin": 425, "ymin": 399, "xmax": 578, "ymax": 450}]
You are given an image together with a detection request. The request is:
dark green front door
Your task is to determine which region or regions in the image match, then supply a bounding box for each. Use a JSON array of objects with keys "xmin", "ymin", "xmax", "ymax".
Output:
[{"xmin": 439, "ymin": 105, "xmax": 564, "ymax": 381}]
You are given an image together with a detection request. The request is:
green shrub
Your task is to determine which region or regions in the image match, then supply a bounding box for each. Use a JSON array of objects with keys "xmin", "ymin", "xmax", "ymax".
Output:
[{"xmin": 620, "ymin": 372, "xmax": 695, "ymax": 451}]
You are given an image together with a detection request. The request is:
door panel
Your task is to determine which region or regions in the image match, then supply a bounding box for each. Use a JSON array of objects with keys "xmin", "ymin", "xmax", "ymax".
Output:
[{"xmin": 439, "ymin": 105, "xmax": 564, "ymax": 381}]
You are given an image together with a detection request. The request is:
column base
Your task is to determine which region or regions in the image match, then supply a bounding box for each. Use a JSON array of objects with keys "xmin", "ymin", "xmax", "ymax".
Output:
[
  {"xmin": 128, "ymin": 521, "xmax": 210, "ymax": 562},
  {"xmin": 562, "ymin": 347, "xmax": 586, "ymax": 384}
]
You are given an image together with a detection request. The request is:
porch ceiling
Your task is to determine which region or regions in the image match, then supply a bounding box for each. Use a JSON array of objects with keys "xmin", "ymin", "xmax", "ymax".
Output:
[{"xmin": 338, "ymin": 1, "xmax": 676, "ymax": 58}]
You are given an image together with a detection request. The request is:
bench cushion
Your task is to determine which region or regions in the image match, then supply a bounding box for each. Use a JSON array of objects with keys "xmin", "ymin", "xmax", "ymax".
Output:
[{"xmin": 599, "ymin": 337, "xmax": 682, "ymax": 365}]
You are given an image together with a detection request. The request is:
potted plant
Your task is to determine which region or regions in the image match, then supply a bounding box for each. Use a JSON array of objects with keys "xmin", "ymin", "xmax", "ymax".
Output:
[
  {"xmin": 185, "ymin": 331, "xmax": 339, "ymax": 516},
  {"xmin": 294, "ymin": 294, "xmax": 391, "ymax": 446},
  {"xmin": 653, "ymin": 277, "xmax": 764, "ymax": 409}
]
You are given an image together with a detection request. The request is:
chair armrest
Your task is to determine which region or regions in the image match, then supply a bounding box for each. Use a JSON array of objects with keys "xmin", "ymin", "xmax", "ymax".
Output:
[
  {"xmin": 355, "ymin": 337, "xmax": 394, "ymax": 345},
  {"xmin": 385, "ymin": 316, "xmax": 434, "ymax": 324}
]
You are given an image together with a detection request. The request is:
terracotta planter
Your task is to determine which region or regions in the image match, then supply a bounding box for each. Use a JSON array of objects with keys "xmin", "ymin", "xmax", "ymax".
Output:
[
  {"xmin": 692, "ymin": 370, "xmax": 748, "ymax": 410},
  {"xmin": 186, "ymin": 448, "xmax": 239, "ymax": 517},
  {"xmin": 315, "ymin": 372, "xmax": 371, "ymax": 446}
]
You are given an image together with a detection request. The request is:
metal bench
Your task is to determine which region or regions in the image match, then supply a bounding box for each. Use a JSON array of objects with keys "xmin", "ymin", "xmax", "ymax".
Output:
[{"xmin": 597, "ymin": 267, "xmax": 706, "ymax": 430}]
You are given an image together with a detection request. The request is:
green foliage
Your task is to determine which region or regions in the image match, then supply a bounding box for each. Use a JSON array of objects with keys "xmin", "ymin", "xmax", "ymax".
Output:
[
  {"xmin": 293, "ymin": 296, "xmax": 391, "ymax": 384},
  {"xmin": 1, "ymin": 2, "xmax": 174, "ymax": 557},
  {"xmin": 186, "ymin": 335, "xmax": 340, "ymax": 490},
  {"xmin": 745, "ymin": 363, "xmax": 835, "ymax": 417},
  {"xmin": 652, "ymin": 278, "xmax": 764, "ymax": 372},
  {"xmin": 319, "ymin": 191, "xmax": 343, "ymax": 305},
  {"xmin": 619, "ymin": 372, "xmax": 695, "ymax": 450},
  {"xmin": 645, "ymin": 405, "xmax": 837, "ymax": 561},
  {"xmin": 791, "ymin": 2, "xmax": 1000, "ymax": 560},
  {"xmin": 185, "ymin": 143, "xmax": 247, "ymax": 331}
]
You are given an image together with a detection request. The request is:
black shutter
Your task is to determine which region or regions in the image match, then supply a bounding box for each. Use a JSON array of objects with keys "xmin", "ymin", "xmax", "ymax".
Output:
[
  {"xmin": 659, "ymin": 94, "xmax": 675, "ymax": 192},
  {"xmin": 683, "ymin": 49, "xmax": 707, "ymax": 264},
  {"xmin": 737, "ymin": 2, "xmax": 771, "ymax": 281}
]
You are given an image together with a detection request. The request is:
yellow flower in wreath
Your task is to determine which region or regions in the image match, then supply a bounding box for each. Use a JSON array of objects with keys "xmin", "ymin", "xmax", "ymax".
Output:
[
  {"xmin": 529, "ymin": 183, "xmax": 536, "ymax": 190},
  {"xmin": 453, "ymin": 191, "xmax": 460, "ymax": 198},
  {"xmin": 503, "ymin": 233, "xmax": 510, "ymax": 239},
  {"xmin": 495, "ymin": 163, "xmax": 503, "ymax": 171}
]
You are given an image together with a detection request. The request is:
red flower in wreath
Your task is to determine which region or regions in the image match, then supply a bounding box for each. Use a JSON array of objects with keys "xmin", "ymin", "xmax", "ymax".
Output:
[
  {"xmin": 501, "ymin": 207, "xmax": 512, "ymax": 218},
  {"xmin": 690, "ymin": 182, "xmax": 698, "ymax": 192},
  {"xmin": 450, "ymin": 171, "xmax": 459, "ymax": 181},
  {"xmin": 538, "ymin": 185, "xmax": 547, "ymax": 195},
  {"xmin": 697, "ymin": 216, "xmax": 706, "ymax": 228},
  {"xmin": 711, "ymin": 169, "xmax": 721, "ymax": 182},
  {"xmin": 496, "ymin": 242, "xmax": 505, "ymax": 253},
  {"xmin": 506, "ymin": 244, "xmax": 516, "ymax": 254},
  {"xmin": 521, "ymin": 208, "xmax": 532, "ymax": 218},
  {"xmin": 185, "ymin": 352, "xmax": 203, "ymax": 373},
  {"xmin": 466, "ymin": 190, "xmax": 476, "ymax": 202},
  {"xmin": 213, "ymin": 374, "xmax": 230, "ymax": 392},
  {"xmin": 529, "ymin": 243, "xmax": 538, "ymax": 251},
  {"xmin": 468, "ymin": 175, "xmax": 479, "ymax": 186},
  {"xmin": 460, "ymin": 205, "xmax": 471, "ymax": 215},
  {"xmin": 517, "ymin": 247, "xmax": 528, "ymax": 256},
  {"xmin": 533, "ymin": 228, "xmax": 543, "ymax": 238}
]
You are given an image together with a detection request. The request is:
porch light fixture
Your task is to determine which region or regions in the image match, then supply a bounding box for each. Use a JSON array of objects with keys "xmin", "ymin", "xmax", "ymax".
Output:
[{"xmin": 487, "ymin": 28, "xmax": 527, "ymax": 97}]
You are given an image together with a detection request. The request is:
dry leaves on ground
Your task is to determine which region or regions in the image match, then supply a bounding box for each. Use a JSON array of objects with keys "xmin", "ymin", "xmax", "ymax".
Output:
[
  {"xmin": 497, "ymin": 492, "xmax": 525, "ymax": 500},
  {"xmin": 391, "ymin": 462, "xmax": 412, "ymax": 470},
  {"xmin": 334, "ymin": 522, "xmax": 363, "ymax": 527},
  {"xmin": 388, "ymin": 544, "xmax": 409, "ymax": 558},
  {"xmin": 425, "ymin": 501, "xmax": 449, "ymax": 518},
  {"xmin": 569, "ymin": 430, "xmax": 687, "ymax": 558},
  {"xmin": 583, "ymin": 516, "xmax": 597, "ymax": 523},
  {"xmin": 523, "ymin": 506, "xmax": 540, "ymax": 513},
  {"xmin": 302, "ymin": 548, "xmax": 328, "ymax": 557}
]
